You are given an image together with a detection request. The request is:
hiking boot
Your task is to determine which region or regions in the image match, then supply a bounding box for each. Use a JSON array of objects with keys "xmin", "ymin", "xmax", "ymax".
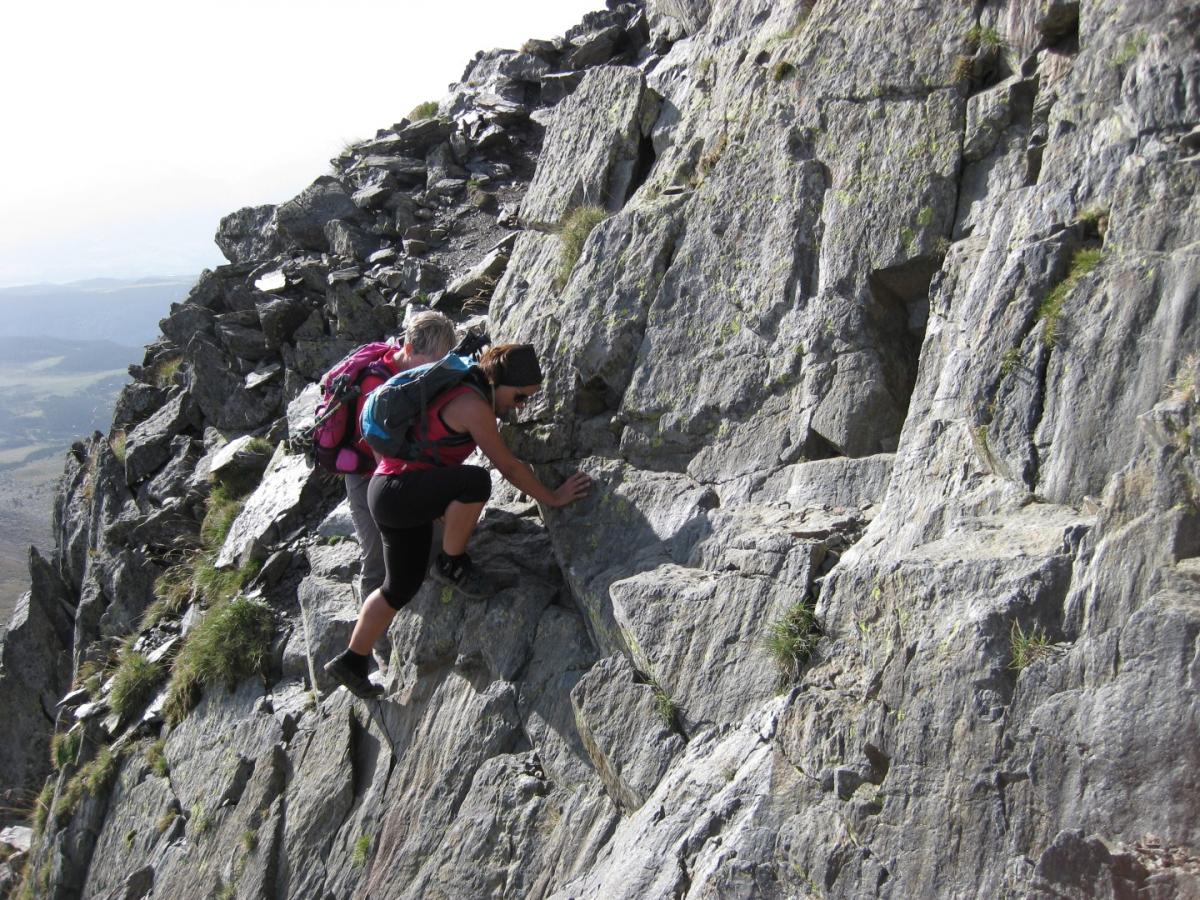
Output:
[
  {"xmin": 323, "ymin": 652, "xmax": 384, "ymax": 700},
  {"xmin": 429, "ymin": 552, "xmax": 491, "ymax": 600}
]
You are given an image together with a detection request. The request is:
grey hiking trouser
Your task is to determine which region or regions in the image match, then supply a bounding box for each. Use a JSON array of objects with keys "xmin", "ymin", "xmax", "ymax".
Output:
[{"xmin": 345, "ymin": 472, "xmax": 385, "ymax": 600}]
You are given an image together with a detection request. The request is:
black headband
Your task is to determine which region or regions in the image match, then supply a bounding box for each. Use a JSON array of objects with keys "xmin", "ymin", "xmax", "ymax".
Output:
[{"xmin": 497, "ymin": 344, "xmax": 543, "ymax": 387}]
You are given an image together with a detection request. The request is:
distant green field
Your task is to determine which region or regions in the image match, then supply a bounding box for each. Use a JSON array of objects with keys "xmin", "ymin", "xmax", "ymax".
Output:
[{"xmin": 0, "ymin": 367, "xmax": 129, "ymax": 396}]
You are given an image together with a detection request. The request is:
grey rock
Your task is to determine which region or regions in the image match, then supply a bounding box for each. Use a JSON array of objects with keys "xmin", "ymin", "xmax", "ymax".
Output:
[
  {"xmin": 444, "ymin": 246, "xmax": 510, "ymax": 301},
  {"xmin": 355, "ymin": 154, "xmax": 428, "ymax": 182},
  {"xmin": 646, "ymin": 0, "xmax": 712, "ymax": 41},
  {"xmin": 0, "ymin": 549, "xmax": 73, "ymax": 801},
  {"xmin": 359, "ymin": 119, "xmax": 452, "ymax": 157},
  {"xmin": 214, "ymin": 318, "xmax": 269, "ymax": 361},
  {"xmin": 566, "ymin": 26, "xmax": 622, "ymax": 70},
  {"xmin": 275, "ymin": 176, "xmax": 364, "ymax": 252},
  {"xmin": 287, "ymin": 574, "xmax": 358, "ymax": 689},
  {"xmin": 123, "ymin": 390, "xmax": 201, "ymax": 484},
  {"xmin": 463, "ymin": 49, "xmax": 551, "ymax": 86},
  {"xmin": 112, "ymin": 382, "xmax": 169, "ymax": 430},
  {"xmin": 571, "ymin": 654, "xmax": 684, "ymax": 812},
  {"xmin": 245, "ymin": 361, "xmax": 283, "ymax": 390},
  {"xmin": 317, "ymin": 499, "xmax": 356, "ymax": 538},
  {"xmin": 0, "ymin": 826, "xmax": 32, "ymax": 852},
  {"xmin": 215, "ymin": 447, "xmax": 318, "ymax": 568},
  {"xmin": 208, "ymin": 434, "xmax": 272, "ymax": 486},
  {"xmin": 324, "ymin": 218, "xmax": 379, "ymax": 261},
  {"xmin": 351, "ymin": 180, "xmax": 395, "ymax": 210},
  {"xmin": 215, "ymin": 204, "xmax": 282, "ymax": 264},
  {"xmin": 253, "ymin": 269, "xmax": 288, "ymax": 292},
  {"xmin": 541, "ymin": 72, "xmax": 584, "ymax": 105},
  {"xmin": 256, "ymin": 295, "xmax": 311, "ymax": 349},
  {"xmin": 520, "ymin": 66, "xmax": 659, "ymax": 228},
  {"xmin": 286, "ymin": 383, "xmax": 322, "ymax": 440},
  {"xmin": 158, "ymin": 302, "xmax": 215, "ymax": 345},
  {"xmin": 185, "ymin": 333, "xmax": 282, "ymax": 431}
]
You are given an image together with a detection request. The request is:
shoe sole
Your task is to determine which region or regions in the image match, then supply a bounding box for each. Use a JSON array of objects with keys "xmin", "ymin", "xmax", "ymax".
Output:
[
  {"xmin": 428, "ymin": 567, "xmax": 488, "ymax": 600},
  {"xmin": 323, "ymin": 660, "xmax": 384, "ymax": 699}
]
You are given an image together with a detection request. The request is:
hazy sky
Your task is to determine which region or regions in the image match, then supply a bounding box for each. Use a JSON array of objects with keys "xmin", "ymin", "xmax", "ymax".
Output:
[{"xmin": 0, "ymin": 0, "xmax": 604, "ymax": 288}]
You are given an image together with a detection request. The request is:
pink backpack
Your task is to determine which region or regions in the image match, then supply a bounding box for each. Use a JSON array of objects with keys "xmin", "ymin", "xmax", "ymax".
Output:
[{"xmin": 310, "ymin": 342, "xmax": 396, "ymax": 474}]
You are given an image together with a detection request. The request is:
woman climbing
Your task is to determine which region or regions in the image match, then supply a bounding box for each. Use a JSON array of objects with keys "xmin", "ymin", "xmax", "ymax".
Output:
[{"xmin": 324, "ymin": 342, "xmax": 592, "ymax": 698}]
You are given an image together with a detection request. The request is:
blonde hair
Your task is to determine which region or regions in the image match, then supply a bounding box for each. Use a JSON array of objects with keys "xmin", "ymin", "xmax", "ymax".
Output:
[{"xmin": 404, "ymin": 310, "xmax": 456, "ymax": 358}]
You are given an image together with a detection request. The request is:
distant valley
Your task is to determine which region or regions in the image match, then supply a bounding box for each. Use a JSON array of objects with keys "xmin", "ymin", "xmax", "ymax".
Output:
[{"xmin": 0, "ymin": 276, "xmax": 194, "ymax": 621}]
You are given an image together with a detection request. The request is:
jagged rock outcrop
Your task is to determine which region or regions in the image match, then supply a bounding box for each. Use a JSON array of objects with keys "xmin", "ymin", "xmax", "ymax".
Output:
[{"xmin": 3, "ymin": 0, "xmax": 1199, "ymax": 897}]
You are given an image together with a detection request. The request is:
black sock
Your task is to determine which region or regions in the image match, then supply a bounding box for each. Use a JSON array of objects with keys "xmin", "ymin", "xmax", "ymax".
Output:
[{"xmin": 340, "ymin": 649, "xmax": 369, "ymax": 679}]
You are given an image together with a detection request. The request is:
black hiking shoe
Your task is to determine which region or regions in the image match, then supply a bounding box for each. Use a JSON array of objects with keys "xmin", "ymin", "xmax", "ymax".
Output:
[
  {"xmin": 429, "ymin": 552, "xmax": 491, "ymax": 600},
  {"xmin": 324, "ymin": 653, "xmax": 384, "ymax": 700}
]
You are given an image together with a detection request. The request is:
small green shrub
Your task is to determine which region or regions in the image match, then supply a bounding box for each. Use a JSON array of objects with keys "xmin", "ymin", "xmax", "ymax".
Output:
[
  {"xmin": 50, "ymin": 729, "xmax": 82, "ymax": 770},
  {"xmin": 693, "ymin": 132, "xmax": 729, "ymax": 186},
  {"xmin": 1078, "ymin": 207, "xmax": 1109, "ymax": 239},
  {"xmin": 966, "ymin": 24, "xmax": 1008, "ymax": 52},
  {"xmin": 191, "ymin": 801, "xmax": 212, "ymax": 836},
  {"xmin": 164, "ymin": 596, "xmax": 274, "ymax": 726},
  {"xmin": 408, "ymin": 100, "xmax": 439, "ymax": 120},
  {"xmin": 951, "ymin": 54, "xmax": 974, "ymax": 83},
  {"xmin": 772, "ymin": 61, "xmax": 796, "ymax": 82},
  {"xmin": 352, "ymin": 833, "xmax": 372, "ymax": 869},
  {"xmin": 59, "ymin": 746, "xmax": 118, "ymax": 821},
  {"xmin": 1000, "ymin": 347, "xmax": 1022, "ymax": 376},
  {"xmin": 244, "ymin": 437, "xmax": 274, "ymax": 456},
  {"xmin": 110, "ymin": 429, "xmax": 127, "ymax": 463},
  {"xmin": 31, "ymin": 778, "xmax": 54, "ymax": 836},
  {"xmin": 1114, "ymin": 33, "xmax": 1147, "ymax": 67},
  {"xmin": 109, "ymin": 652, "xmax": 163, "ymax": 719},
  {"xmin": 1009, "ymin": 620, "xmax": 1052, "ymax": 670},
  {"xmin": 156, "ymin": 808, "xmax": 179, "ymax": 835},
  {"xmin": 555, "ymin": 206, "xmax": 609, "ymax": 290},
  {"xmin": 200, "ymin": 483, "xmax": 244, "ymax": 551},
  {"xmin": 152, "ymin": 356, "xmax": 183, "ymax": 389},
  {"xmin": 764, "ymin": 601, "xmax": 821, "ymax": 685},
  {"xmin": 146, "ymin": 738, "xmax": 169, "ymax": 778},
  {"xmin": 1164, "ymin": 354, "xmax": 1199, "ymax": 403},
  {"xmin": 242, "ymin": 829, "xmax": 259, "ymax": 852},
  {"xmin": 652, "ymin": 684, "xmax": 679, "ymax": 729},
  {"xmin": 145, "ymin": 560, "xmax": 196, "ymax": 628},
  {"xmin": 1038, "ymin": 247, "xmax": 1102, "ymax": 347}
]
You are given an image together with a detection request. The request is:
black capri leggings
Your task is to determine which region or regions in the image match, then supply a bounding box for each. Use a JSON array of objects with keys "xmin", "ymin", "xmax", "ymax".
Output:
[{"xmin": 367, "ymin": 465, "xmax": 492, "ymax": 609}]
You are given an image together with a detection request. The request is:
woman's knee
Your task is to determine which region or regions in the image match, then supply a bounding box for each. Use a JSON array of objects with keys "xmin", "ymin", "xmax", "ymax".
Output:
[
  {"xmin": 461, "ymin": 466, "xmax": 492, "ymax": 504},
  {"xmin": 379, "ymin": 580, "xmax": 417, "ymax": 611}
]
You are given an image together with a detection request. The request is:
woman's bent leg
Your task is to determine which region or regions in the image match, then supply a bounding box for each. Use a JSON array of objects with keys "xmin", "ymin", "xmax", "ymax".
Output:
[
  {"xmin": 441, "ymin": 500, "xmax": 486, "ymax": 555},
  {"xmin": 348, "ymin": 589, "xmax": 396, "ymax": 655}
]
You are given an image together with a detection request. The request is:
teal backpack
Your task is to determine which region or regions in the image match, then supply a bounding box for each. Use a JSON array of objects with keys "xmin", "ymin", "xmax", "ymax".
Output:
[{"xmin": 359, "ymin": 333, "xmax": 489, "ymax": 464}]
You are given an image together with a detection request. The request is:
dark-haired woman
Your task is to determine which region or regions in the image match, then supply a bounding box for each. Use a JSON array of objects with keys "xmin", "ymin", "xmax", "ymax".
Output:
[{"xmin": 325, "ymin": 343, "xmax": 591, "ymax": 698}]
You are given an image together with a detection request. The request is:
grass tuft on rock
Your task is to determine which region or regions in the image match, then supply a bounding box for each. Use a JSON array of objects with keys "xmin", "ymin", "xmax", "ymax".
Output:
[
  {"xmin": 109, "ymin": 651, "xmax": 164, "ymax": 719},
  {"xmin": 110, "ymin": 429, "xmax": 127, "ymax": 462},
  {"xmin": 651, "ymin": 683, "xmax": 679, "ymax": 729},
  {"xmin": 50, "ymin": 728, "xmax": 83, "ymax": 771},
  {"xmin": 352, "ymin": 833, "xmax": 372, "ymax": 869},
  {"xmin": 31, "ymin": 779, "xmax": 54, "ymax": 837},
  {"xmin": 146, "ymin": 738, "xmax": 169, "ymax": 778},
  {"xmin": 201, "ymin": 483, "xmax": 244, "ymax": 550},
  {"xmin": 1038, "ymin": 247, "xmax": 1102, "ymax": 347},
  {"xmin": 163, "ymin": 596, "xmax": 274, "ymax": 726},
  {"xmin": 152, "ymin": 356, "xmax": 183, "ymax": 389},
  {"xmin": 1009, "ymin": 620, "xmax": 1053, "ymax": 671},
  {"xmin": 554, "ymin": 206, "xmax": 609, "ymax": 290},
  {"xmin": 59, "ymin": 745, "xmax": 119, "ymax": 822},
  {"xmin": 966, "ymin": 24, "xmax": 1008, "ymax": 52},
  {"xmin": 764, "ymin": 600, "xmax": 821, "ymax": 685},
  {"xmin": 408, "ymin": 100, "xmax": 439, "ymax": 120}
]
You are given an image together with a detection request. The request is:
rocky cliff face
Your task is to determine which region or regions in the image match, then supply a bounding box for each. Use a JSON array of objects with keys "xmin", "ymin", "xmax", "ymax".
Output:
[{"xmin": 2, "ymin": 1, "xmax": 1199, "ymax": 897}]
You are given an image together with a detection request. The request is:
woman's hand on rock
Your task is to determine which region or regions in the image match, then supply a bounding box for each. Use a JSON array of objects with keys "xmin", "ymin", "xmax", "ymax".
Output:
[{"xmin": 552, "ymin": 471, "xmax": 592, "ymax": 507}]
